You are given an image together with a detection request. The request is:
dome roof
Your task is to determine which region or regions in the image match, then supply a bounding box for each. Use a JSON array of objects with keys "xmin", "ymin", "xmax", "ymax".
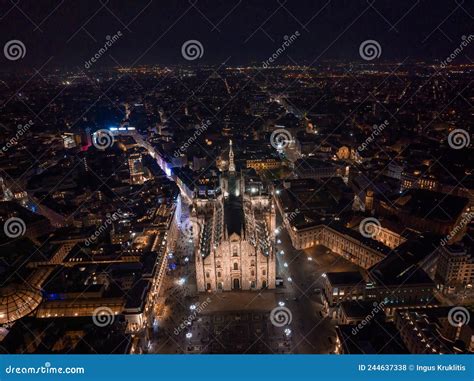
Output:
[{"xmin": 0, "ymin": 284, "xmax": 42, "ymax": 324}]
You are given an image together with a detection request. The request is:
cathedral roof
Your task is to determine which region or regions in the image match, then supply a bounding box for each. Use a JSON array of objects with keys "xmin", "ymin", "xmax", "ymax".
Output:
[{"xmin": 224, "ymin": 194, "xmax": 244, "ymax": 237}]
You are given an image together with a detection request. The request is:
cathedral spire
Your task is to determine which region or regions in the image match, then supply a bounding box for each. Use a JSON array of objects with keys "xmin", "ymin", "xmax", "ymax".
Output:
[{"xmin": 228, "ymin": 139, "xmax": 235, "ymax": 173}]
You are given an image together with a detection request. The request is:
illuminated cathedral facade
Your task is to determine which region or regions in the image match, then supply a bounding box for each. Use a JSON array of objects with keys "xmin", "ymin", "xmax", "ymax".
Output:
[{"xmin": 193, "ymin": 141, "xmax": 276, "ymax": 292}]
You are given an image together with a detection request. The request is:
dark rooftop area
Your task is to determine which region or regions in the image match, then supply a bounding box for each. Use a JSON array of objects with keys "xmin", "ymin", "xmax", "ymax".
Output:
[
  {"xmin": 326, "ymin": 271, "xmax": 365, "ymax": 286},
  {"xmin": 388, "ymin": 189, "xmax": 469, "ymax": 222}
]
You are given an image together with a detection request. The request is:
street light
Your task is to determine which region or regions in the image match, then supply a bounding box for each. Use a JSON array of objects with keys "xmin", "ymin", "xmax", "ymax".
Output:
[
  {"xmin": 177, "ymin": 278, "xmax": 186, "ymax": 286},
  {"xmin": 189, "ymin": 304, "xmax": 197, "ymax": 311},
  {"xmin": 283, "ymin": 262, "xmax": 288, "ymax": 268},
  {"xmin": 186, "ymin": 332, "xmax": 193, "ymax": 339},
  {"xmin": 307, "ymin": 257, "xmax": 313, "ymax": 261},
  {"xmin": 287, "ymin": 277, "xmax": 292, "ymax": 282},
  {"xmin": 284, "ymin": 328, "xmax": 292, "ymax": 336},
  {"xmin": 278, "ymin": 301, "xmax": 285, "ymax": 307}
]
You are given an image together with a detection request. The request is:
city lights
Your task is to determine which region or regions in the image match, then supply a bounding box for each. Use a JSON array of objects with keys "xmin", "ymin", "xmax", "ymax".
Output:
[{"xmin": 1, "ymin": 3, "xmax": 471, "ymax": 366}]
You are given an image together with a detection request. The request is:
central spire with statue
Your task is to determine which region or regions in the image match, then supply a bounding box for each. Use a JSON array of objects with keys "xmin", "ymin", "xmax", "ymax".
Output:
[{"xmin": 228, "ymin": 139, "xmax": 236, "ymax": 173}]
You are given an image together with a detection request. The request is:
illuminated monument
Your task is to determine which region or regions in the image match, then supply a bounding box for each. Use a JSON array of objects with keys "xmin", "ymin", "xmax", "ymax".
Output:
[{"xmin": 194, "ymin": 141, "xmax": 276, "ymax": 292}]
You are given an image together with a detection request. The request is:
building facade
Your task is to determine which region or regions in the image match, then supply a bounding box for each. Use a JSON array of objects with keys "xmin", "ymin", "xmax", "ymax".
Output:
[
  {"xmin": 394, "ymin": 308, "xmax": 468, "ymax": 354},
  {"xmin": 286, "ymin": 223, "xmax": 389, "ymax": 269},
  {"xmin": 322, "ymin": 270, "xmax": 436, "ymax": 320},
  {"xmin": 194, "ymin": 141, "xmax": 276, "ymax": 292},
  {"xmin": 435, "ymin": 244, "xmax": 474, "ymax": 293}
]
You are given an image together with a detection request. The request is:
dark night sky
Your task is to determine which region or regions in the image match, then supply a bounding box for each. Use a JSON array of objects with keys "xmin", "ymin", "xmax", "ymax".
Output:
[{"xmin": 0, "ymin": 0, "xmax": 473, "ymax": 71}]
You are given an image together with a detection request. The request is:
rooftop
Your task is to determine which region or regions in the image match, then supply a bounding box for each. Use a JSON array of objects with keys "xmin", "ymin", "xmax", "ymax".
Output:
[
  {"xmin": 326, "ymin": 271, "xmax": 364, "ymax": 286},
  {"xmin": 0, "ymin": 284, "xmax": 42, "ymax": 324},
  {"xmin": 387, "ymin": 189, "xmax": 469, "ymax": 222}
]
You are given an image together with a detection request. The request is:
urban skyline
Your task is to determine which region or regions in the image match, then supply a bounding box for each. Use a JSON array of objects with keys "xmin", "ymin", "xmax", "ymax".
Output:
[{"xmin": 0, "ymin": 0, "xmax": 473, "ymax": 70}]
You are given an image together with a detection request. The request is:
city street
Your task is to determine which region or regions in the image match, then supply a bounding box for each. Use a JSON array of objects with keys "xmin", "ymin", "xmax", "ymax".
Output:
[
  {"xmin": 151, "ymin": 199, "xmax": 366, "ymax": 354},
  {"xmin": 152, "ymin": 203, "xmax": 359, "ymax": 353},
  {"xmin": 273, "ymin": 216, "xmax": 363, "ymax": 353},
  {"xmin": 149, "ymin": 197, "xmax": 197, "ymax": 354}
]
